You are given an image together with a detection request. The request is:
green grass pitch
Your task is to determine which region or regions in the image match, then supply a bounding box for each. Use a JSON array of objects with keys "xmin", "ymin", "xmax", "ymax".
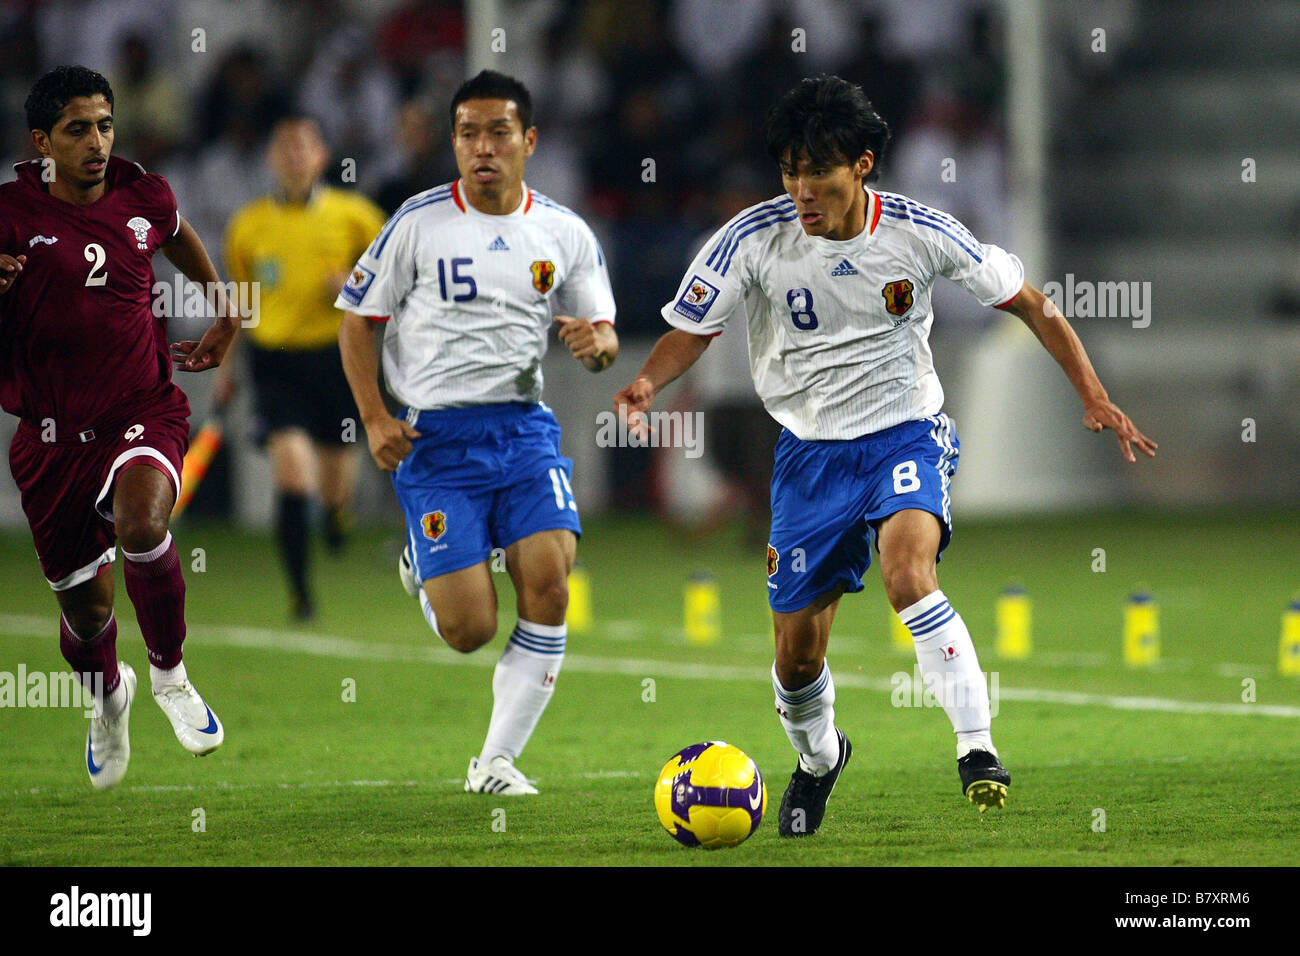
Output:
[{"xmin": 1, "ymin": 510, "xmax": 1298, "ymax": 866}]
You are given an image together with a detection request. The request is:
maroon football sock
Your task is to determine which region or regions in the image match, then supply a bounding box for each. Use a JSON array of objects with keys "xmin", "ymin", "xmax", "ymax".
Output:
[
  {"xmin": 123, "ymin": 532, "xmax": 186, "ymax": 670},
  {"xmin": 59, "ymin": 613, "xmax": 121, "ymax": 698}
]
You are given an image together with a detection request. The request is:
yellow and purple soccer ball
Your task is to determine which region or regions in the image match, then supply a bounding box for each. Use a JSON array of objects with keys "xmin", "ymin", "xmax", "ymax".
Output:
[{"xmin": 654, "ymin": 741, "xmax": 767, "ymax": 849}]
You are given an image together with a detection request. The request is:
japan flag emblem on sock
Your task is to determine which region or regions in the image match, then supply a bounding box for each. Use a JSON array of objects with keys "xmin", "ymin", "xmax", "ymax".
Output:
[{"xmin": 941, "ymin": 643, "xmax": 959, "ymax": 661}]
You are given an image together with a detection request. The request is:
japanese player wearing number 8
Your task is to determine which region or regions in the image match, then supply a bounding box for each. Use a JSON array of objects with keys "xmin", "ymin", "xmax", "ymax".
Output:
[
  {"xmin": 337, "ymin": 71, "xmax": 618, "ymax": 796},
  {"xmin": 615, "ymin": 76, "xmax": 1157, "ymax": 833},
  {"xmin": 0, "ymin": 67, "xmax": 238, "ymax": 789}
]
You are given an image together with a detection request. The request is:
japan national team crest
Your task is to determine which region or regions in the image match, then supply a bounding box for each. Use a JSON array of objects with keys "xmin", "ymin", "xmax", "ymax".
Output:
[
  {"xmin": 126, "ymin": 216, "xmax": 152, "ymax": 250},
  {"xmin": 421, "ymin": 510, "xmax": 447, "ymax": 541},
  {"xmin": 530, "ymin": 260, "xmax": 556, "ymax": 294},
  {"xmin": 766, "ymin": 545, "xmax": 779, "ymax": 577},
  {"xmin": 881, "ymin": 278, "xmax": 915, "ymax": 318}
]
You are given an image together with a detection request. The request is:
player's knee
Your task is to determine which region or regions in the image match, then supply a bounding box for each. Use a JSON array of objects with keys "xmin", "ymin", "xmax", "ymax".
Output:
[
  {"xmin": 882, "ymin": 561, "xmax": 936, "ymax": 612},
  {"xmin": 115, "ymin": 512, "xmax": 170, "ymax": 555},
  {"xmin": 65, "ymin": 604, "xmax": 113, "ymax": 640},
  {"xmin": 525, "ymin": 578, "xmax": 568, "ymax": 619},
  {"xmin": 773, "ymin": 634, "xmax": 824, "ymax": 688},
  {"xmin": 440, "ymin": 616, "xmax": 496, "ymax": 653}
]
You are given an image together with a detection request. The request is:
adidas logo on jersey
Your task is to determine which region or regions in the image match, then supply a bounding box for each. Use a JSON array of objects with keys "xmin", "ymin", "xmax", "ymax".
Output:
[
  {"xmin": 830, "ymin": 258, "xmax": 858, "ymax": 277},
  {"xmin": 488, "ymin": 235, "xmax": 510, "ymax": 251}
]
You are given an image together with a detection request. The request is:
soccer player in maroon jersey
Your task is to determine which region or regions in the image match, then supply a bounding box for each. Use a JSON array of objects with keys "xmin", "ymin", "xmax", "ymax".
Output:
[{"xmin": 0, "ymin": 66, "xmax": 237, "ymax": 789}]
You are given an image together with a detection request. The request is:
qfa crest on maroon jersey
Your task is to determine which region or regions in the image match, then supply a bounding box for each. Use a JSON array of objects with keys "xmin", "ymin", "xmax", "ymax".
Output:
[
  {"xmin": 422, "ymin": 510, "xmax": 447, "ymax": 541},
  {"xmin": 881, "ymin": 278, "xmax": 914, "ymax": 317},
  {"xmin": 126, "ymin": 216, "xmax": 151, "ymax": 250},
  {"xmin": 530, "ymin": 260, "xmax": 556, "ymax": 294}
]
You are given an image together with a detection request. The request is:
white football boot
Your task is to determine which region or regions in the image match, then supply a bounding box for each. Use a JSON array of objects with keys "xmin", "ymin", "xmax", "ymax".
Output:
[
  {"xmin": 86, "ymin": 662, "xmax": 136, "ymax": 791},
  {"xmin": 153, "ymin": 677, "xmax": 224, "ymax": 755},
  {"xmin": 465, "ymin": 755, "xmax": 539, "ymax": 795},
  {"xmin": 399, "ymin": 544, "xmax": 420, "ymax": 599}
]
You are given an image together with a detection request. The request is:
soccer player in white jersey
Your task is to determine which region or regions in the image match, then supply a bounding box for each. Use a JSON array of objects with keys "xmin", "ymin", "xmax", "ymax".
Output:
[
  {"xmin": 336, "ymin": 71, "xmax": 618, "ymax": 795},
  {"xmin": 615, "ymin": 75, "xmax": 1156, "ymax": 834}
]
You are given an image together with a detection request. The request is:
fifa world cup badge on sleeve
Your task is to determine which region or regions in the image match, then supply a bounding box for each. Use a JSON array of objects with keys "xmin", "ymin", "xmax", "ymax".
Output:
[
  {"xmin": 673, "ymin": 275, "xmax": 720, "ymax": 323},
  {"xmin": 340, "ymin": 264, "xmax": 375, "ymax": 307}
]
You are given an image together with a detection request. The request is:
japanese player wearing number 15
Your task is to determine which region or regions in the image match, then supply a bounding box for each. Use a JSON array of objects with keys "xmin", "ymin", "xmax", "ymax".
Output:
[
  {"xmin": 337, "ymin": 70, "xmax": 617, "ymax": 796},
  {"xmin": 615, "ymin": 75, "xmax": 1157, "ymax": 834}
]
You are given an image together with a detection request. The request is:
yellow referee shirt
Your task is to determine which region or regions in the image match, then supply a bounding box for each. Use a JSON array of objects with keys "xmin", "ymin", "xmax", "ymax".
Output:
[{"xmin": 225, "ymin": 187, "xmax": 387, "ymax": 350}]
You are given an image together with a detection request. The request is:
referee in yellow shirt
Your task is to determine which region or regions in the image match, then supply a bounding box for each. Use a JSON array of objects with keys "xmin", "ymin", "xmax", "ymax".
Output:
[{"xmin": 221, "ymin": 115, "xmax": 387, "ymax": 620}]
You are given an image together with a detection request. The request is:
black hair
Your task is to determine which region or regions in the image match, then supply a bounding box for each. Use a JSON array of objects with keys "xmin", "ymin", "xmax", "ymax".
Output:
[
  {"xmin": 449, "ymin": 69, "xmax": 534, "ymax": 131},
  {"xmin": 270, "ymin": 112, "xmax": 327, "ymax": 139},
  {"xmin": 25, "ymin": 65, "xmax": 115, "ymax": 134},
  {"xmin": 763, "ymin": 75, "xmax": 890, "ymax": 181}
]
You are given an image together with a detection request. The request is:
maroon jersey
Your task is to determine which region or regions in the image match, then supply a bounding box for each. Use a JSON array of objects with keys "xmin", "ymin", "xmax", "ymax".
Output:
[{"xmin": 0, "ymin": 156, "xmax": 185, "ymax": 435}]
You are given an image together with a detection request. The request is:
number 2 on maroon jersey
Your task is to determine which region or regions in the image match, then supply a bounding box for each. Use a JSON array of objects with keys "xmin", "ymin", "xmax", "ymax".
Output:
[{"xmin": 83, "ymin": 243, "xmax": 108, "ymax": 287}]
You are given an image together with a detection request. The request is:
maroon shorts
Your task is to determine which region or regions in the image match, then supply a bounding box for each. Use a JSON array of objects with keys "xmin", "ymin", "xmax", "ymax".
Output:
[{"xmin": 9, "ymin": 388, "xmax": 191, "ymax": 590}]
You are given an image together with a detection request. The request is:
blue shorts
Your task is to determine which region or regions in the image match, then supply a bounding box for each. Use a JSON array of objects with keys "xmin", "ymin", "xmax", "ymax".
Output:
[
  {"xmin": 766, "ymin": 414, "xmax": 959, "ymax": 613},
  {"xmin": 393, "ymin": 402, "xmax": 581, "ymax": 583}
]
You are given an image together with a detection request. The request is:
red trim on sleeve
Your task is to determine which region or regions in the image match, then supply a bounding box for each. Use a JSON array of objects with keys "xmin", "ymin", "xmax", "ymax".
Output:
[
  {"xmin": 708, "ymin": 331, "xmax": 722, "ymax": 339},
  {"xmin": 993, "ymin": 291, "xmax": 1020, "ymax": 309},
  {"xmin": 367, "ymin": 315, "xmax": 390, "ymax": 323},
  {"xmin": 524, "ymin": 189, "xmax": 532, "ymax": 214},
  {"xmin": 451, "ymin": 178, "xmax": 467, "ymax": 213},
  {"xmin": 868, "ymin": 190, "xmax": 881, "ymax": 235},
  {"xmin": 592, "ymin": 318, "xmax": 614, "ymax": 326}
]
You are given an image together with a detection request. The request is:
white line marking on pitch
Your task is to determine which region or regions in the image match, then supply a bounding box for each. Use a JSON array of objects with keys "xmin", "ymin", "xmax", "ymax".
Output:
[
  {"xmin": 12, "ymin": 769, "xmax": 645, "ymax": 798},
  {"xmin": 3, "ymin": 614, "xmax": 1298, "ymax": 719}
]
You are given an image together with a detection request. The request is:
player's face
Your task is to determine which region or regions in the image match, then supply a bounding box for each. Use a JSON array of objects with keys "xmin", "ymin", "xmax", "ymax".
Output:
[
  {"xmin": 268, "ymin": 120, "xmax": 329, "ymax": 194},
  {"xmin": 779, "ymin": 150, "xmax": 874, "ymax": 240},
  {"xmin": 452, "ymin": 98, "xmax": 536, "ymax": 206},
  {"xmin": 35, "ymin": 95, "xmax": 114, "ymax": 190}
]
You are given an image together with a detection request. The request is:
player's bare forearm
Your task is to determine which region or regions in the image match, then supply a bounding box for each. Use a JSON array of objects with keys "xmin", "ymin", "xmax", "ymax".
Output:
[
  {"xmin": 999, "ymin": 281, "xmax": 1157, "ymax": 462},
  {"xmin": 613, "ymin": 328, "xmax": 711, "ymax": 415},
  {"xmin": 339, "ymin": 311, "xmax": 420, "ymax": 471},
  {"xmin": 640, "ymin": 329, "xmax": 711, "ymax": 394},
  {"xmin": 338, "ymin": 312, "xmax": 388, "ymax": 425},
  {"xmin": 162, "ymin": 217, "xmax": 238, "ymax": 324}
]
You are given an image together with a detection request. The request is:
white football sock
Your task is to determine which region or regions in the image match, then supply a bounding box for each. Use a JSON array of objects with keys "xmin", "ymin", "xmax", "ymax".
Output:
[
  {"xmin": 418, "ymin": 589, "xmax": 443, "ymax": 638},
  {"xmin": 772, "ymin": 661, "xmax": 840, "ymax": 776},
  {"xmin": 899, "ymin": 590, "xmax": 996, "ymax": 759},
  {"xmin": 150, "ymin": 661, "xmax": 187, "ymax": 689},
  {"xmin": 479, "ymin": 619, "xmax": 565, "ymax": 764}
]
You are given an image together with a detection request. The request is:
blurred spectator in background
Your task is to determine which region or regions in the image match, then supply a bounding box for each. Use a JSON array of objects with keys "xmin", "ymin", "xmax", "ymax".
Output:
[
  {"xmin": 370, "ymin": 99, "xmax": 457, "ymax": 214},
  {"xmin": 109, "ymin": 33, "xmax": 188, "ymax": 169},
  {"xmin": 221, "ymin": 116, "xmax": 387, "ymax": 619},
  {"xmin": 375, "ymin": 0, "xmax": 466, "ymax": 100},
  {"xmin": 299, "ymin": 28, "xmax": 401, "ymax": 185},
  {"xmin": 179, "ymin": 46, "xmax": 290, "ymax": 252}
]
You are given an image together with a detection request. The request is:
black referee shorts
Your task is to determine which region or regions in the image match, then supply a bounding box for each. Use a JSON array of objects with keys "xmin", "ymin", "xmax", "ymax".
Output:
[{"xmin": 248, "ymin": 343, "xmax": 358, "ymax": 446}]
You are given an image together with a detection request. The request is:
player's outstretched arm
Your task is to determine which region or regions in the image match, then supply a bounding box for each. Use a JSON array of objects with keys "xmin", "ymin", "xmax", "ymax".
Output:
[
  {"xmin": 998, "ymin": 280, "xmax": 1157, "ymax": 463},
  {"xmin": 554, "ymin": 315, "xmax": 618, "ymax": 372},
  {"xmin": 161, "ymin": 217, "xmax": 238, "ymax": 372},
  {"xmin": 612, "ymin": 328, "xmax": 712, "ymax": 435},
  {"xmin": 338, "ymin": 311, "xmax": 419, "ymax": 471}
]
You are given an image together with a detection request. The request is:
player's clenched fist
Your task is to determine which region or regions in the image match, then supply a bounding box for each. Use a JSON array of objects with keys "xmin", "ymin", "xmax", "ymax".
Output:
[
  {"xmin": 0, "ymin": 254, "xmax": 26, "ymax": 294},
  {"xmin": 554, "ymin": 315, "xmax": 617, "ymax": 371},
  {"xmin": 363, "ymin": 413, "xmax": 421, "ymax": 471}
]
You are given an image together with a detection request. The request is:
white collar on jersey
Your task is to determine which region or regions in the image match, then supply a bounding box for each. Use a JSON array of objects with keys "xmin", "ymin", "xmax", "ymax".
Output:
[
  {"xmin": 453, "ymin": 177, "xmax": 533, "ymax": 217},
  {"xmin": 804, "ymin": 187, "xmax": 881, "ymax": 253}
]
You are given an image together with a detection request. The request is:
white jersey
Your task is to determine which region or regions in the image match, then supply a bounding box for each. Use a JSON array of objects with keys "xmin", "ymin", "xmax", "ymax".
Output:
[
  {"xmin": 336, "ymin": 178, "xmax": 615, "ymax": 410},
  {"xmin": 662, "ymin": 188, "xmax": 1024, "ymax": 440}
]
